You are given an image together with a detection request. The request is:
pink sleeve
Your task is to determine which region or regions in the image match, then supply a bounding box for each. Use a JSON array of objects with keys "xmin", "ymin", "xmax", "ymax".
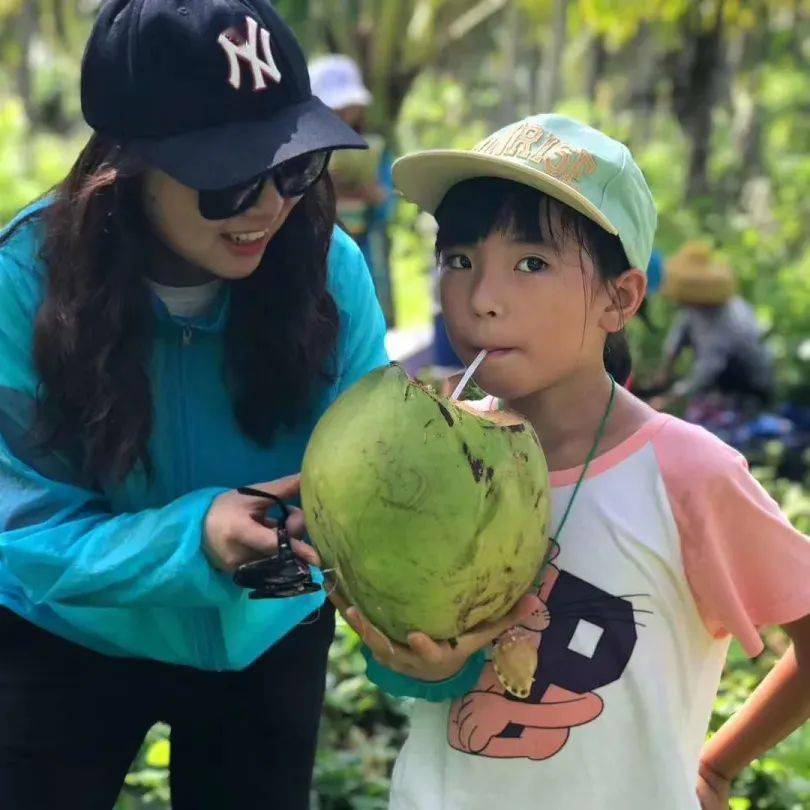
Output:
[{"xmin": 653, "ymin": 418, "xmax": 810, "ymax": 656}]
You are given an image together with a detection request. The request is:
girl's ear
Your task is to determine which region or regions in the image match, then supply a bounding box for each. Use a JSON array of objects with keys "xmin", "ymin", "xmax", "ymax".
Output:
[{"xmin": 599, "ymin": 268, "xmax": 647, "ymax": 333}]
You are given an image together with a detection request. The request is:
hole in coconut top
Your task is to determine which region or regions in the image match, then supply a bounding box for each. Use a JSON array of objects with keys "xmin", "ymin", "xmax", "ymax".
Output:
[
  {"xmin": 454, "ymin": 399, "xmax": 527, "ymax": 428},
  {"xmin": 397, "ymin": 364, "xmax": 531, "ymax": 432}
]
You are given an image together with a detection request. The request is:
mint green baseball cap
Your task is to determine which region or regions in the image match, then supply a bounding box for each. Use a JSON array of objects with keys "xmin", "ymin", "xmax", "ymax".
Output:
[{"xmin": 392, "ymin": 114, "xmax": 657, "ymax": 271}]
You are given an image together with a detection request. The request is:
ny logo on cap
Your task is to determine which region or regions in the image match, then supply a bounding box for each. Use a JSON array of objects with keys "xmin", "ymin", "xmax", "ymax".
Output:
[{"xmin": 218, "ymin": 16, "xmax": 281, "ymax": 91}]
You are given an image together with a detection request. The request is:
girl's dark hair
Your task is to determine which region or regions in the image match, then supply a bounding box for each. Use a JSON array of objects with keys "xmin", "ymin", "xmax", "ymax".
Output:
[
  {"xmin": 434, "ymin": 178, "xmax": 633, "ymax": 384},
  {"xmin": 5, "ymin": 133, "xmax": 339, "ymax": 484}
]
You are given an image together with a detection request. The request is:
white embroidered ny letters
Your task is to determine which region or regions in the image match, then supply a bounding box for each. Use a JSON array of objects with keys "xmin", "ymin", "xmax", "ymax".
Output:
[{"xmin": 218, "ymin": 16, "xmax": 281, "ymax": 91}]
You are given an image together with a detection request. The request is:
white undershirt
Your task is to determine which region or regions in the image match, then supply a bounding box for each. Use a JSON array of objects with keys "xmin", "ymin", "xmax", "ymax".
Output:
[{"xmin": 147, "ymin": 279, "xmax": 224, "ymax": 319}]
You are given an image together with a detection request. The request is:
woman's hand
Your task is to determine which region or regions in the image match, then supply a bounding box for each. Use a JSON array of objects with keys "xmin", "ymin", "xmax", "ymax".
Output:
[
  {"xmin": 203, "ymin": 474, "xmax": 319, "ymax": 572},
  {"xmin": 696, "ymin": 761, "xmax": 732, "ymax": 810},
  {"xmin": 330, "ymin": 586, "xmax": 540, "ymax": 682}
]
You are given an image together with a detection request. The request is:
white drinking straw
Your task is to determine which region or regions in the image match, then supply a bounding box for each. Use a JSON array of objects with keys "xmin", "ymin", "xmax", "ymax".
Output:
[{"xmin": 450, "ymin": 349, "xmax": 488, "ymax": 401}]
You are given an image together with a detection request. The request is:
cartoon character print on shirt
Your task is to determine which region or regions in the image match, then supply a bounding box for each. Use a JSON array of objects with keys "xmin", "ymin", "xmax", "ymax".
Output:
[{"xmin": 449, "ymin": 543, "xmax": 645, "ymax": 760}]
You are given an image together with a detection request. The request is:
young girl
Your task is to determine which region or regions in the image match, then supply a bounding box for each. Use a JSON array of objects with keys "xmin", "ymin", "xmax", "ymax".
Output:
[
  {"xmin": 0, "ymin": 1, "xmax": 387, "ymax": 807},
  {"xmin": 338, "ymin": 115, "xmax": 810, "ymax": 809}
]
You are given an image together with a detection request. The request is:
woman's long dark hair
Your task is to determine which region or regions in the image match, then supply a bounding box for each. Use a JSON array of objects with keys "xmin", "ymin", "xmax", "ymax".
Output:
[
  {"xmin": 434, "ymin": 178, "xmax": 634, "ymax": 384},
  {"xmin": 11, "ymin": 133, "xmax": 339, "ymax": 484}
]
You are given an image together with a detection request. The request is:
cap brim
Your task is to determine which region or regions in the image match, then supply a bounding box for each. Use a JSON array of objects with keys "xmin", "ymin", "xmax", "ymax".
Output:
[
  {"xmin": 392, "ymin": 151, "xmax": 619, "ymax": 237},
  {"xmin": 128, "ymin": 97, "xmax": 366, "ymax": 190}
]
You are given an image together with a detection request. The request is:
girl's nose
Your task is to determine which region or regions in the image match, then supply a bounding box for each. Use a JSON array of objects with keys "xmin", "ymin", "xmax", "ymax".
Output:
[{"xmin": 470, "ymin": 271, "xmax": 505, "ymax": 318}]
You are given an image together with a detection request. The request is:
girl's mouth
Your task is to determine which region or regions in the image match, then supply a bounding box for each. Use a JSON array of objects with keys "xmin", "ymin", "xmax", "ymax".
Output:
[{"xmin": 481, "ymin": 347, "xmax": 515, "ymax": 359}]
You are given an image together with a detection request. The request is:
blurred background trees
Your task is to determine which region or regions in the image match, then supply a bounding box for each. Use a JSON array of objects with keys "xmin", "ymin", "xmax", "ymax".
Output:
[{"xmin": 1, "ymin": 1, "xmax": 808, "ymax": 806}]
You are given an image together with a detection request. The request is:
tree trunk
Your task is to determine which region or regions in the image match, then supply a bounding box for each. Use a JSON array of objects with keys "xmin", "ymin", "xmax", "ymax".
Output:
[
  {"xmin": 736, "ymin": 26, "xmax": 768, "ymax": 186},
  {"xmin": 12, "ymin": 1, "xmax": 37, "ymax": 171},
  {"xmin": 587, "ymin": 34, "xmax": 607, "ymax": 103},
  {"xmin": 626, "ymin": 24, "xmax": 657, "ymax": 111},
  {"xmin": 681, "ymin": 0, "xmax": 726, "ymax": 199},
  {"xmin": 544, "ymin": 0, "xmax": 568, "ymax": 110},
  {"xmin": 529, "ymin": 40, "xmax": 544, "ymax": 112},
  {"xmin": 15, "ymin": 1, "xmax": 38, "ymax": 128},
  {"xmin": 499, "ymin": 1, "xmax": 521, "ymax": 122}
]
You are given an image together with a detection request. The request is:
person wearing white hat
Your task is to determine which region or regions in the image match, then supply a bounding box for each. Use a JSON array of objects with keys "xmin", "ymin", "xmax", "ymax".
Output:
[{"xmin": 309, "ymin": 54, "xmax": 373, "ymax": 111}]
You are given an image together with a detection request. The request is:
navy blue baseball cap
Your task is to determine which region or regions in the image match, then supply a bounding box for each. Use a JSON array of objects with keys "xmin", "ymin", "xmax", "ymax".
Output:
[{"xmin": 81, "ymin": 0, "xmax": 366, "ymax": 190}]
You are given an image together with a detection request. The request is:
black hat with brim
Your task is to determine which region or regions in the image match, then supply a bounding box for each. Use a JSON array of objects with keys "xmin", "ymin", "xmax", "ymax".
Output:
[
  {"xmin": 128, "ymin": 96, "xmax": 365, "ymax": 190},
  {"xmin": 81, "ymin": 0, "xmax": 367, "ymax": 190}
]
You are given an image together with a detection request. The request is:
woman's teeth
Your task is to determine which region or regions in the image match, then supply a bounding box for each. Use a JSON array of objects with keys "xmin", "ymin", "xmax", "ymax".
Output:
[{"xmin": 224, "ymin": 230, "xmax": 268, "ymax": 244}]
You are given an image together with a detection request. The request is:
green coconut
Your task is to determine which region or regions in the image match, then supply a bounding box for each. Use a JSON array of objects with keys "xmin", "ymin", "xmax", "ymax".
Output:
[{"xmin": 301, "ymin": 363, "xmax": 550, "ymax": 643}]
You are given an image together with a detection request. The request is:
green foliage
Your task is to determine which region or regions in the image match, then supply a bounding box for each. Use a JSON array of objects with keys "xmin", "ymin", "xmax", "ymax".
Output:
[
  {"xmin": 0, "ymin": 98, "xmax": 85, "ymax": 223},
  {"xmin": 116, "ymin": 724, "xmax": 172, "ymax": 808},
  {"xmin": 313, "ymin": 621, "xmax": 408, "ymax": 809},
  {"xmin": 1, "ymin": 1, "xmax": 808, "ymax": 807}
]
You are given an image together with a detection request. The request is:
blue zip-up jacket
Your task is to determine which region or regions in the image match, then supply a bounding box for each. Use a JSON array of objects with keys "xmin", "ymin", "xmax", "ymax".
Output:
[{"xmin": 0, "ymin": 201, "xmax": 390, "ymax": 671}]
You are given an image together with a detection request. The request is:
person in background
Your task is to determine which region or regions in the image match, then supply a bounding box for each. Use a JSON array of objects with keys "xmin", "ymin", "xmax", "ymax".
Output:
[
  {"xmin": 623, "ymin": 248, "xmax": 664, "ymax": 392},
  {"xmin": 646, "ymin": 247, "xmax": 665, "ymax": 295},
  {"xmin": 432, "ymin": 261, "xmax": 464, "ymax": 375},
  {"xmin": 651, "ymin": 241, "xmax": 775, "ymax": 413},
  {"xmin": 310, "ymin": 54, "xmax": 397, "ymax": 326}
]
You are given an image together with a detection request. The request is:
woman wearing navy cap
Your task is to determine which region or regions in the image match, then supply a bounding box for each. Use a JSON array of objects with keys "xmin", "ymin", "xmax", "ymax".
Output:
[{"xmin": 0, "ymin": 1, "xmax": 387, "ymax": 807}]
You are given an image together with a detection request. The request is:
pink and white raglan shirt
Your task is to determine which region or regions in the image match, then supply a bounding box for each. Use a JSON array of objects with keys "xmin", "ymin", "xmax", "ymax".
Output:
[{"xmin": 388, "ymin": 413, "xmax": 810, "ymax": 810}]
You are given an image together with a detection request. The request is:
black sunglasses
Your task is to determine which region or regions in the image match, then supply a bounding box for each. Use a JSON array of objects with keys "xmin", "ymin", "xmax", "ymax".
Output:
[{"xmin": 198, "ymin": 149, "xmax": 331, "ymax": 220}]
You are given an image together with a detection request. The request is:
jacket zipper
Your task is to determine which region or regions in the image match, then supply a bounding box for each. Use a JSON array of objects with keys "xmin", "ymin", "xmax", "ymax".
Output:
[
  {"xmin": 178, "ymin": 325, "xmax": 219, "ymax": 669},
  {"xmin": 179, "ymin": 326, "xmax": 193, "ymax": 488}
]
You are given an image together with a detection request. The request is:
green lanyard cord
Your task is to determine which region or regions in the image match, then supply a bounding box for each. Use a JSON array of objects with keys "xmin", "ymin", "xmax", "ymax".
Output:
[{"xmin": 532, "ymin": 374, "xmax": 617, "ymax": 590}]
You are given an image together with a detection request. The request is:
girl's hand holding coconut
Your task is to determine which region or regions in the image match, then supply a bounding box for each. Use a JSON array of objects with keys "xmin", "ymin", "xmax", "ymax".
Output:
[{"xmin": 333, "ymin": 589, "xmax": 541, "ymax": 682}]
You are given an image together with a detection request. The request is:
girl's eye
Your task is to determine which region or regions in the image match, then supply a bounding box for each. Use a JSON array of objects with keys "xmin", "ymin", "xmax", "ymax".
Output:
[
  {"xmin": 442, "ymin": 253, "xmax": 472, "ymax": 271},
  {"xmin": 516, "ymin": 256, "xmax": 548, "ymax": 274}
]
